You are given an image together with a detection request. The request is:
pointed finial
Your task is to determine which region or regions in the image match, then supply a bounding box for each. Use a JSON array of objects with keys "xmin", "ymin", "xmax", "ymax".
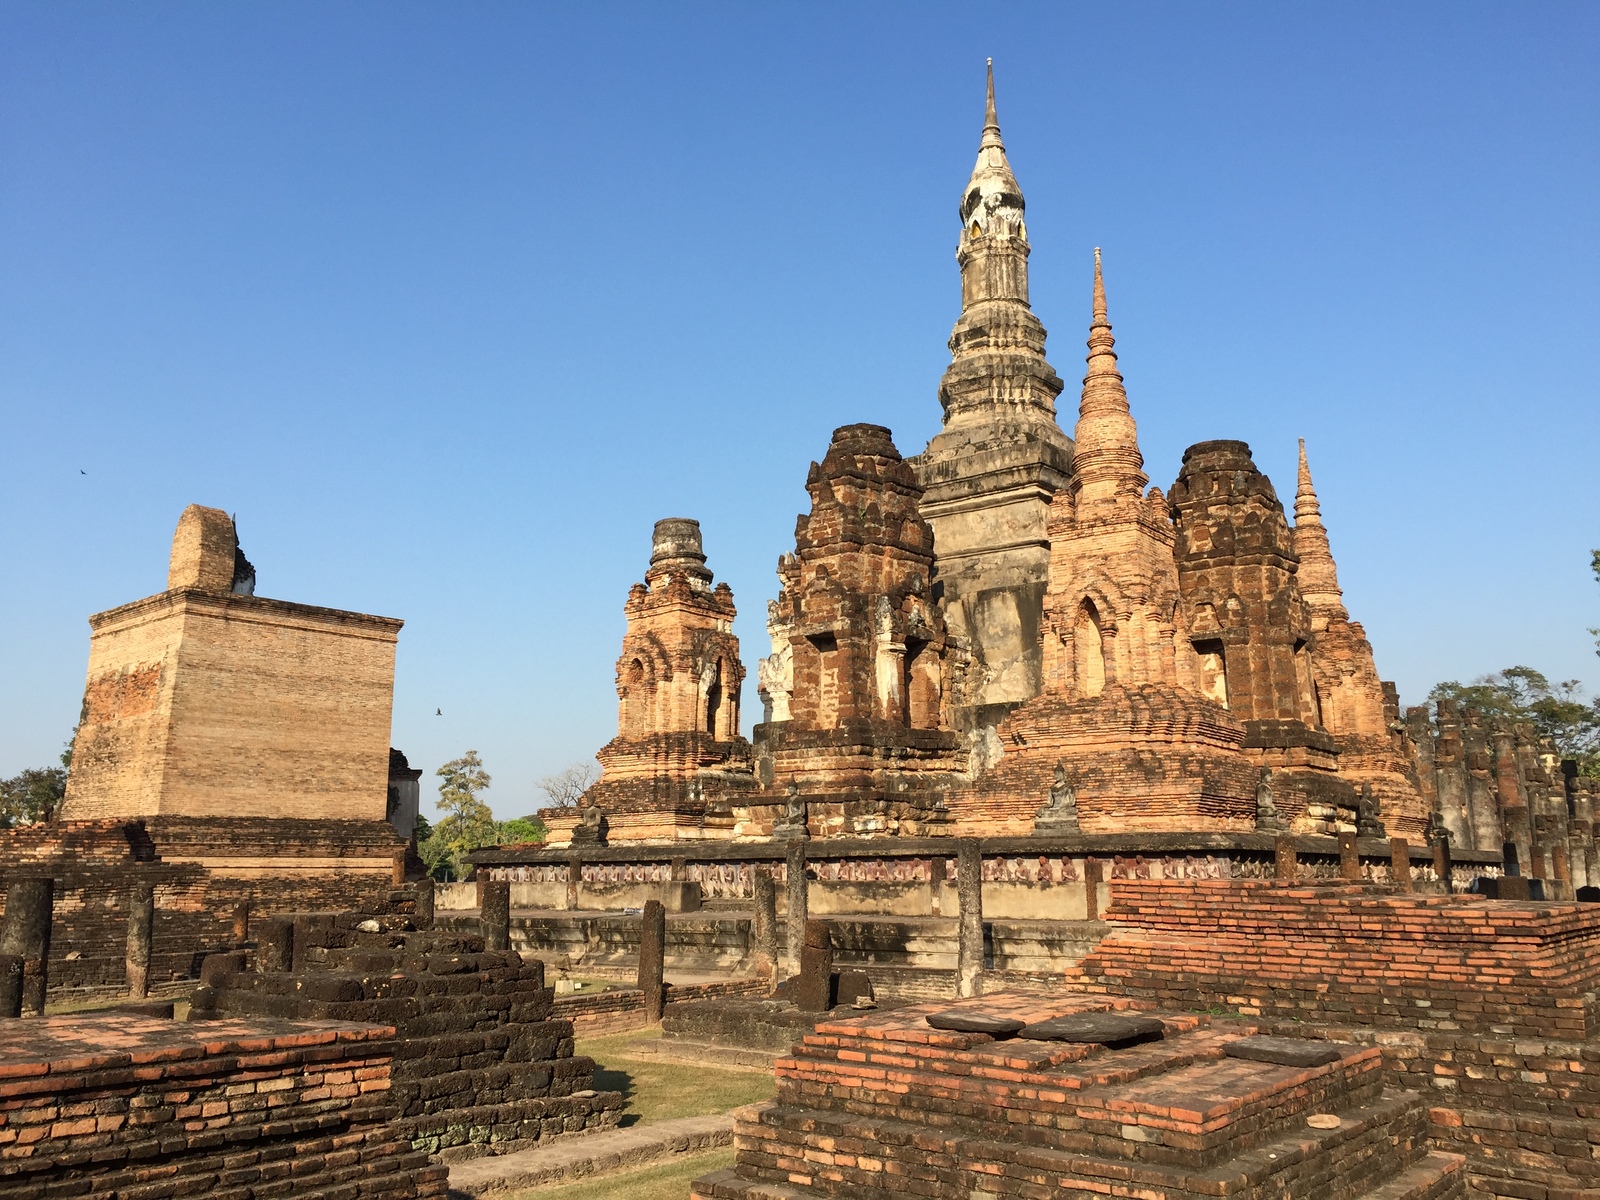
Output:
[
  {"xmin": 1294, "ymin": 437, "xmax": 1322, "ymax": 527},
  {"xmin": 985, "ymin": 59, "xmax": 997, "ymax": 129},
  {"xmin": 1092, "ymin": 247, "xmax": 1106, "ymax": 324}
]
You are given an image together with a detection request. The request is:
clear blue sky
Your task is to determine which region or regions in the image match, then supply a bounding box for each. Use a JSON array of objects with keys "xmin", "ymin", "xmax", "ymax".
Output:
[{"xmin": 3, "ymin": 3, "xmax": 1597, "ymax": 821}]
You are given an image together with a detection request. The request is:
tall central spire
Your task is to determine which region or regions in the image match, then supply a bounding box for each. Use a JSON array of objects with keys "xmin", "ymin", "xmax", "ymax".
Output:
[
  {"xmin": 936, "ymin": 60, "xmax": 1063, "ymax": 427},
  {"xmin": 910, "ymin": 62, "xmax": 1075, "ymax": 716}
]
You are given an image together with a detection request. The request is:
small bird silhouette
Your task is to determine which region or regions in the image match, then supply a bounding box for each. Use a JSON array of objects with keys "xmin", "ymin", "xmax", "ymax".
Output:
[
  {"xmin": 436, "ymin": 708, "xmax": 442, "ymax": 716},
  {"xmin": 79, "ymin": 470, "xmax": 86, "ymax": 475}
]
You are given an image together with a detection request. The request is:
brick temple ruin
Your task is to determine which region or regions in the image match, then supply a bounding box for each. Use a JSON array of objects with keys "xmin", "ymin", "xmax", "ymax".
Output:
[
  {"xmin": 517, "ymin": 62, "xmax": 1594, "ymax": 903},
  {"xmin": 4, "ymin": 59, "xmax": 1598, "ymax": 1200}
]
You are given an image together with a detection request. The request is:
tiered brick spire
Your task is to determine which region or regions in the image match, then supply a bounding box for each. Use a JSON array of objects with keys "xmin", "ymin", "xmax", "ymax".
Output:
[
  {"xmin": 1293, "ymin": 438, "xmax": 1345, "ymax": 616},
  {"xmin": 936, "ymin": 60, "xmax": 1064, "ymax": 426},
  {"xmin": 1070, "ymin": 249, "xmax": 1148, "ymax": 506}
]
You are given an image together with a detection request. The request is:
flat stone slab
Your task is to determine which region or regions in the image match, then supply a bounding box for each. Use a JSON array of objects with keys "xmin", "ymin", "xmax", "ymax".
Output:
[
  {"xmin": 1020, "ymin": 1012, "xmax": 1165, "ymax": 1046},
  {"xmin": 445, "ymin": 1114, "xmax": 731, "ymax": 1196},
  {"xmin": 925, "ymin": 1011, "xmax": 1026, "ymax": 1037},
  {"xmin": 1223, "ymin": 1035, "xmax": 1347, "ymax": 1068}
]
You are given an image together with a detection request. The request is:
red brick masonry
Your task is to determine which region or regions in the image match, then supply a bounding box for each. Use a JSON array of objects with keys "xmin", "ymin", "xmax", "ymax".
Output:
[
  {"xmin": 693, "ymin": 993, "xmax": 1462, "ymax": 1199},
  {"xmin": 1068, "ymin": 879, "xmax": 1600, "ymax": 1039},
  {"xmin": 0, "ymin": 1014, "xmax": 445, "ymax": 1199}
]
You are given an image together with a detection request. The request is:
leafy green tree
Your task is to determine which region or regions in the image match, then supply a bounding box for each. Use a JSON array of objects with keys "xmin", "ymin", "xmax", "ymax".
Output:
[
  {"xmin": 496, "ymin": 816, "xmax": 548, "ymax": 845},
  {"xmin": 0, "ymin": 766, "xmax": 66, "ymax": 829},
  {"xmin": 1590, "ymin": 548, "xmax": 1599, "ymax": 660},
  {"xmin": 418, "ymin": 751, "xmax": 499, "ymax": 881},
  {"xmin": 1429, "ymin": 667, "xmax": 1599, "ymax": 776}
]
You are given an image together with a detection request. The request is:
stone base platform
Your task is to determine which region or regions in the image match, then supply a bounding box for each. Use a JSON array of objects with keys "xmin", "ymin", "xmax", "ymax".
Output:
[{"xmin": 692, "ymin": 993, "xmax": 1464, "ymax": 1200}]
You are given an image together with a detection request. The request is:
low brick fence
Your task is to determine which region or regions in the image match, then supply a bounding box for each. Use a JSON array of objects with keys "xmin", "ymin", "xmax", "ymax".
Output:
[{"xmin": 556, "ymin": 977, "xmax": 769, "ymax": 1035}]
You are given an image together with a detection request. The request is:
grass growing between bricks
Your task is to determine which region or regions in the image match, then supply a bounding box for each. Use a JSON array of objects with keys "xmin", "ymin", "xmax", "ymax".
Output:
[
  {"xmin": 578, "ymin": 1028, "xmax": 776, "ymax": 1126},
  {"xmin": 502, "ymin": 1147, "xmax": 734, "ymax": 1200}
]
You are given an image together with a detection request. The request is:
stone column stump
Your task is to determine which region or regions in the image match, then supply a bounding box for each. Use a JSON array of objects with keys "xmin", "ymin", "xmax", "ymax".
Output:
[
  {"xmin": 753, "ymin": 868, "xmax": 778, "ymax": 991},
  {"xmin": 785, "ymin": 845, "xmax": 807, "ymax": 978},
  {"xmin": 796, "ymin": 918, "xmax": 834, "ymax": 1013},
  {"xmin": 956, "ymin": 839, "xmax": 983, "ymax": 999},
  {"xmin": 638, "ymin": 899, "xmax": 667, "ymax": 1023},
  {"xmin": 126, "ymin": 882, "xmax": 155, "ymax": 999},
  {"xmin": 480, "ymin": 879, "xmax": 511, "ymax": 952},
  {"xmin": 0, "ymin": 879, "xmax": 54, "ymax": 1017}
]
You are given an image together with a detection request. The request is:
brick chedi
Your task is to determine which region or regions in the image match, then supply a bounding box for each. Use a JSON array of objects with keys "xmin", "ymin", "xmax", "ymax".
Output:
[
  {"xmin": 947, "ymin": 252, "xmax": 1257, "ymax": 833},
  {"xmin": 546, "ymin": 519, "xmax": 756, "ymax": 845},
  {"xmin": 64, "ymin": 504, "xmax": 402, "ymax": 825},
  {"xmin": 0, "ymin": 504, "xmax": 409, "ymax": 999},
  {"xmin": 1295, "ymin": 441, "xmax": 1429, "ymax": 837},
  {"xmin": 755, "ymin": 424, "xmax": 967, "ymax": 837},
  {"xmin": 909, "ymin": 61, "xmax": 1073, "ymax": 717},
  {"xmin": 1169, "ymin": 441, "xmax": 1359, "ymax": 830}
]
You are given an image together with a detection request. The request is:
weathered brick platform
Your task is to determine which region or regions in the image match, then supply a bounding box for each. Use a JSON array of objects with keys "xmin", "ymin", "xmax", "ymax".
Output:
[
  {"xmin": 0, "ymin": 1013, "xmax": 446, "ymax": 1199},
  {"xmin": 692, "ymin": 994, "xmax": 1463, "ymax": 1199},
  {"xmin": 187, "ymin": 913, "xmax": 623, "ymax": 1160},
  {"xmin": 1066, "ymin": 879, "xmax": 1600, "ymax": 1198},
  {"xmin": 1069, "ymin": 879, "xmax": 1600, "ymax": 1039}
]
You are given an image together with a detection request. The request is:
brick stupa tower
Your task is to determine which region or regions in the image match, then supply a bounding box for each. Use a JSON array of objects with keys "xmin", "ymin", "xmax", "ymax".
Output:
[
  {"xmin": 1169, "ymin": 442, "xmax": 1356, "ymax": 827},
  {"xmin": 1295, "ymin": 441, "xmax": 1428, "ymax": 836},
  {"xmin": 947, "ymin": 254, "xmax": 1257, "ymax": 833},
  {"xmin": 911, "ymin": 61, "xmax": 1073, "ymax": 717},
  {"xmin": 756, "ymin": 424, "xmax": 967, "ymax": 837},
  {"xmin": 550, "ymin": 519, "xmax": 756, "ymax": 844}
]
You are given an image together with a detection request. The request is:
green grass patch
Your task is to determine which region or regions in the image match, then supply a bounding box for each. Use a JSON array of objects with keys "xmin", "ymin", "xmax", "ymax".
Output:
[
  {"xmin": 577, "ymin": 1029, "xmax": 775, "ymax": 1126},
  {"xmin": 501, "ymin": 1147, "xmax": 733, "ymax": 1200}
]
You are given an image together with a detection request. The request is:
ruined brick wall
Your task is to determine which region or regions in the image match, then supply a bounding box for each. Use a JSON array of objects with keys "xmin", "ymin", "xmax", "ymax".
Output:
[
  {"xmin": 0, "ymin": 1013, "xmax": 445, "ymax": 1199},
  {"xmin": 1407, "ymin": 700, "xmax": 1596, "ymax": 897},
  {"xmin": 0, "ymin": 818, "xmax": 401, "ymax": 995}
]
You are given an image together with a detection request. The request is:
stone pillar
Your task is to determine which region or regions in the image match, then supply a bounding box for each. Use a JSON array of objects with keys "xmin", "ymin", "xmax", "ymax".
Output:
[
  {"xmin": 1274, "ymin": 836, "xmax": 1298, "ymax": 881},
  {"xmin": 480, "ymin": 879, "xmax": 511, "ymax": 952},
  {"xmin": 0, "ymin": 879, "xmax": 53, "ymax": 1017},
  {"xmin": 638, "ymin": 899, "xmax": 666, "ymax": 1023},
  {"xmin": 795, "ymin": 918, "xmax": 833, "ymax": 1012},
  {"xmin": 414, "ymin": 876, "xmax": 435, "ymax": 930},
  {"xmin": 0, "ymin": 955, "xmax": 21, "ymax": 1018},
  {"xmin": 258, "ymin": 917, "xmax": 294, "ymax": 973},
  {"xmin": 1338, "ymin": 833, "xmax": 1360, "ymax": 881},
  {"xmin": 1553, "ymin": 842, "xmax": 1572, "ymax": 899},
  {"xmin": 1084, "ymin": 857, "xmax": 1103, "ymax": 921},
  {"xmin": 753, "ymin": 868, "xmax": 778, "ymax": 991},
  {"xmin": 1389, "ymin": 838, "xmax": 1413, "ymax": 893},
  {"xmin": 928, "ymin": 856, "xmax": 948, "ymax": 916},
  {"xmin": 231, "ymin": 901, "xmax": 250, "ymax": 945},
  {"xmin": 126, "ymin": 882, "xmax": 155, "ymax": 1000},
  {"xmin": 785, "ymin": 844, "xmax": 807, "ymax": 978},
  {"xmin": 1503, "ymin": 807, "xmax": 1532, "ymax": 879},
  {"xmin": 1432, "ymin": 835, "xmax": 1453, "ymax": 895},
  {"xmin": 956, "ymin": 839, "xmax": 983, "ymax": 999},
  {"xmin": 566, "ymin": 854, "xmax": 582, "ymax": 911}
]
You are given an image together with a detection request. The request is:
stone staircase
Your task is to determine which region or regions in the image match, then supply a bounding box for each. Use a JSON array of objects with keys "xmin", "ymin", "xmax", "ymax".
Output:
[{"xmin": 692, "ymin": 992, "xmax": 1463, "ymax": 1200}]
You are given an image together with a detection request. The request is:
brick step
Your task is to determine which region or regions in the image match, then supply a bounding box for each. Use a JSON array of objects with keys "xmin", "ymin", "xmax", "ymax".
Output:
[
  {"xmin": 1354, "ymin": 1153, "xmax": 1466, "ymax": 1200},
  {"xmin": 781, "ymin": 1025, "xmax": 1384, "ymax": 1164},
  {"xmin": 717, "ymin": 1087, "xmax": 1432, "ymax": 1200}
]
